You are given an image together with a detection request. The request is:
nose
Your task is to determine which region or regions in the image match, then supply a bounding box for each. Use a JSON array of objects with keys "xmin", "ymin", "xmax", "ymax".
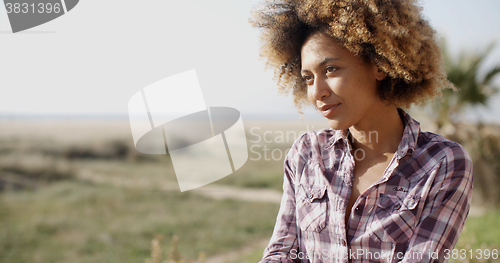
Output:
[{"xmin": 310, "ymin": 77, "xmax": 330, "ymax": 101}]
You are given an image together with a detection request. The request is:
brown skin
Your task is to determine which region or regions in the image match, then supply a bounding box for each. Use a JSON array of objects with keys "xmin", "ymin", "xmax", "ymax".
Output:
[
  {"xmin": 301, "ymin": 32, "xmax": 404, "ymax": 233},
  {"xmin": 251, "ymin": 0, "xmax": 449, "ymax": 112}
]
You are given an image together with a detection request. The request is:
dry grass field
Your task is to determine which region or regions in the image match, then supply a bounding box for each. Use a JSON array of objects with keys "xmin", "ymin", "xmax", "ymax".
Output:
[{"xmin": 0, "ymin": 118, "xmax": 498, "ymax": 262}]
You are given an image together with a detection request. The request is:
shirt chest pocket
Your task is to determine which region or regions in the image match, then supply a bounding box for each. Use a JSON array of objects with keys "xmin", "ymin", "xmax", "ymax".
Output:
[
  {"xmin": 370, "ymin": 194, "xmax": 420, "ymax": 243},
  {"xmin": 296, "ymin": 185, "xmax": 328, "ymax": 233}
]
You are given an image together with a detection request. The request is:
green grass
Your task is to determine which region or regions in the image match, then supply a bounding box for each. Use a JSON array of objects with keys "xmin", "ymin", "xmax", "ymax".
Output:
[
  {"xmin": 448, "ymin": 208, "xmax": 500, "ymax": 263},
  {"xmin": 0, "ymin": 181, "xmax": 279, "ymax": 263},
  {"xmin": 459, "ymin": 209, "xmax": 500, "ymax": 247},
  {"xmin": 216, "ymin": 157, "xmax": 285, "ymax": 192},
  {"xmin": 227, "ymin": 246, "xmax": 267, "ymax": 263}
]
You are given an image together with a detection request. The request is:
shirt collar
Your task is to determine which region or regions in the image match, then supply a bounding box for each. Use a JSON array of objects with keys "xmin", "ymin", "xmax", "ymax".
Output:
[
  {"xmin": 396, "ymin": 108, "xmax": 419, "ymax": 159},
  {"xmin": 326, "ymin": 129, "xmax": 350, "ymax": 151},
  {"xmin": 325, "ymin": 108, "xmax": 420, "ymax": 159}
]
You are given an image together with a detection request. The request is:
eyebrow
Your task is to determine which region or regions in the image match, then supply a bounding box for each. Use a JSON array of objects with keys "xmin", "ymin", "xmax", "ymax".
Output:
[{"xmin": 301, "ymin": 57, "xmax": 339, "ymax": 73}]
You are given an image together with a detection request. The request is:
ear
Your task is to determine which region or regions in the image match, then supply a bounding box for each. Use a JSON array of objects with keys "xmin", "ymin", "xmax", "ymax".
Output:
[{"xmin": 374, "ymin": 67, "xmax": 387, "ymax": 81}]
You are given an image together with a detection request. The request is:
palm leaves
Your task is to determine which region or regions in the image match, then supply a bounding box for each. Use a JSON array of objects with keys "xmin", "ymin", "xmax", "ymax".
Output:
[
  {"xmin": 431, "ymin": 40, "xmax": 500, "ymax": 205},
  {"xmin": 431, "ymin": 40, "xmax": 500, "ymax": 130}
]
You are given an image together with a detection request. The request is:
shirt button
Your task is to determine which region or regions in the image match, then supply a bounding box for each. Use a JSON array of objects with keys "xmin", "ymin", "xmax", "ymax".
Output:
[
  {"xmin": 394, "ymin": 203, "xmax": 402, "ymax": 210},
  {"xmin": 342, "ymin": 239, "xmax": 347, "ymax": 246}
]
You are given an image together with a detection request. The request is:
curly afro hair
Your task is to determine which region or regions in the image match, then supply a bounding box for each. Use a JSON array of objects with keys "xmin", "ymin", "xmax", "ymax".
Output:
[{"xmin": 250, "ymin": 0, "xmax": 452, "ymax": 111}]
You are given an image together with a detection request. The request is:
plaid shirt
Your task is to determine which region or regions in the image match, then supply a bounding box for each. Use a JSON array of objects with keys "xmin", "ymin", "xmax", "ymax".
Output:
[{"xmin": 260, "ymin": 110, "xmax": 473, "ymax": 263}]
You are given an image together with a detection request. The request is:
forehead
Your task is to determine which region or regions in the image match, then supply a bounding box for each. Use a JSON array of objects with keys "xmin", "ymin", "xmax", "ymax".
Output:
[{"xmin": 300, "ymin": 32, "xmax": 353, "ymax": 67}]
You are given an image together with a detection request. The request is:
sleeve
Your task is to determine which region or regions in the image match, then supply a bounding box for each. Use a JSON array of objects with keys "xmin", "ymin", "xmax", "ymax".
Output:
[
  {"xmin": 259, "ymin": 140, "xmax": 302, "ymax": 263},
  {"xmin": 401, "ymin": 144, "xmax": 473, "ymax": 263}
]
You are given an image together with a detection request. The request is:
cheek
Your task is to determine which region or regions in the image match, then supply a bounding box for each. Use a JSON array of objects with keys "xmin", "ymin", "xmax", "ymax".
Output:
[
  {"xmin": 334, "ymin": 77, "xmax": 377, "ymax": 112},
  {"xmin": 306, "ymin": 88, "xmax": 315, "ymax": 104},
  {"xmin": 343, "ymin": 72, "xmax": 378, "ymax": 99},
  {"xmin": 353, "ymin": 68, "xmax": 379, "ymax": 94},
  {"xmin": 325, "ymin": 77, "xmax": 348, "ymax": 98}
]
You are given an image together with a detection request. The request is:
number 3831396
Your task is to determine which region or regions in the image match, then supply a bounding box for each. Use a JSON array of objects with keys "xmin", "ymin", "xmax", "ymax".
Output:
[
  {"xmin": 5, "ymin": 3, "xmax": 62, "ymax": 14},
  {"xmin": 443, "ymin": 249, "xmax": 498, "ymax": 260}
]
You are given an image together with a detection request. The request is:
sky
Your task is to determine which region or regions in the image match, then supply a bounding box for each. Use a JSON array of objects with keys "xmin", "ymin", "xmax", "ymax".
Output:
[{"xmin": 0, "ymin": 0, "xmax": 499, "ymax": 122}]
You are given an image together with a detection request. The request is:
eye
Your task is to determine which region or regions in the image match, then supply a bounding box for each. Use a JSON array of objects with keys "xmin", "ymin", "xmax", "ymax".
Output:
[
  {"xmin": 302, "ymin": 75, "xmax": 314, "ymax": 85},
  {"xmin": 325, "ymin": 66, "xmax": 337, "ymax": 74}
]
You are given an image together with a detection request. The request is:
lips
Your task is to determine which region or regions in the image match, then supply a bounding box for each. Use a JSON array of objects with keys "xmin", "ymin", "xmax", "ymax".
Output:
[{"xmin": 319, "ymin": 103, "xmax": 340, "ymax": 118}]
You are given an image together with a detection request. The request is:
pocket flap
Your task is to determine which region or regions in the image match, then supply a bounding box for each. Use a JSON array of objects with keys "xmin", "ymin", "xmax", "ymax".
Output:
[
  {"xmin": 377, "ymin": 194, "xmax": 419, "ymax": 211},
  {"xmin": 300, "ymin": 185, "xmax": 327, "ymax": 202},
  {"xmin": 309, "ymin": 186, "xmax": 327, "ymax": 202},
  {"xmin": 377, "ymin": 194, "xmax": 400, "ymax": 209},
  {"xmin": 402, "ymin": 195, "xmax": 419, "ymax": 210}
]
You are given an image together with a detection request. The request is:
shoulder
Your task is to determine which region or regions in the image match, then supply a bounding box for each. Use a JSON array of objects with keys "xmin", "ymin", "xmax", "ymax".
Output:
[
  {"xmin": 400, "ymin": 109, "xmax": 471, "ymax": 169},
  {"xmin": 289, "ymin": 128, "xmax": 337, "ymax": 156},
  {"xmin": 417, "ymin": 131, "xmax": 471, "ymax": 161},
  {"xmin": 415, "ymin": 131, "xmax": 473, "ymax": 176},
  {"xmin": 285, "ymin": 128, "xmax": 338, "ymax": 168}
]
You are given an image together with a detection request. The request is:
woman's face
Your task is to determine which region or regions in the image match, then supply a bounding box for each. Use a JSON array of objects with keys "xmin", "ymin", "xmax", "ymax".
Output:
[{"xmin": 300, "ymin": 32, "xmax": 387, "ymax": 131}]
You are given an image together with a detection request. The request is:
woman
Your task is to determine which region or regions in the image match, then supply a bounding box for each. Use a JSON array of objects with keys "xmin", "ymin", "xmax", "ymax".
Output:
[{"xmin": 250, "ymin": 0, "xmax": 473, "ymax": 262}]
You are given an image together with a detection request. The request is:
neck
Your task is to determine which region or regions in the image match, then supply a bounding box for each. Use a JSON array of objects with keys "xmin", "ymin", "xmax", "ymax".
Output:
[{"xmin": 349, "ymin": 106, "xmax": 404, "ymax": 155}]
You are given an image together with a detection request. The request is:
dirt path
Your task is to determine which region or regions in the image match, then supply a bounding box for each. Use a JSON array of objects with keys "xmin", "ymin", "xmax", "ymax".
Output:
[
  {"xmin": 191, "ymin": 185, "xmax": 282, "ymax": 203},
  {"xmin": 77, "ymin": 168, "xmax": 283, "ymax": 204}
]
